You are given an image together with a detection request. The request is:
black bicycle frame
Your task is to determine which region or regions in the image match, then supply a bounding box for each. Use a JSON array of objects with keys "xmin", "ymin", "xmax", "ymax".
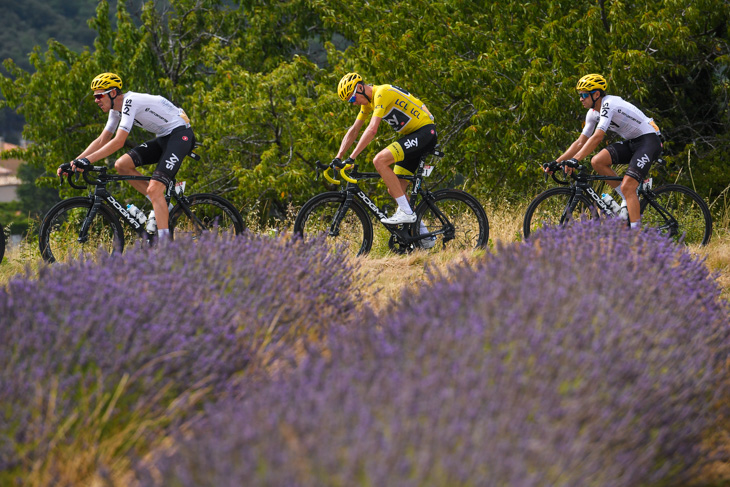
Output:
[
  {"xmin": 73, "ymin": 171, "xmax": 183, "ymax": 243},
  {"xmin": 331, "ymin": 157, "xmax": 449, "ymax": 244}
]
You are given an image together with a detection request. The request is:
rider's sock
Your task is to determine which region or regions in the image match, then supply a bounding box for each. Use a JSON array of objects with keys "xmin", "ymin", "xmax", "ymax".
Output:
[
  {"xmin": 614, "ymin": 187, "xmax": 625, "ymax": 200},
  {"xmin": 419, "ymin": 221, "xmax": 429, "ymax": 234},
  {"xmin": 157, "ymin": 228, "xmax": 170, "ymax": 240},
  {"xmin": 630, "ymin": 220, "xmax": 641, "ymax": 229},
  {"xmin": 395, "ymin": 195, "xmax": 413, "ymax": 214}
]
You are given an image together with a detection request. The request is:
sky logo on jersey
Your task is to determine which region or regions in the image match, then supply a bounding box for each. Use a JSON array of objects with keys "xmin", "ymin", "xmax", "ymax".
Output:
[
  {"xmin": 165, "ymin": 153, "xmax": 180, "ymax": 170},
  {"xmin": 403, "ymin": 138, "xmax": 418, "ymax": 149},
  {"xmin": 123, "ymin": 98, "xmax": 133, "ymax": 116},
  {"xmin": 636, "ymin": 153, "xmax": 651, "ymax": 168}
]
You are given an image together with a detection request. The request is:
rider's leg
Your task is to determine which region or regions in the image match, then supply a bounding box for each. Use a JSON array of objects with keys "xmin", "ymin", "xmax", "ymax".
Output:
[
  {"xmin": 620, "ymin": 176, "xmax": 640, "ymax": 226},
  {"xmin": 373, "ymin": 149, "xmax": 412, "ymax": 213},
  {"xmin": 147, "ymin": 179, "xmax": 169, "ymax": 231},
  {"xmin": 590, "ymin": 149, "xmax": 622, "ymax": 191},
  {"xmin": 115, "ymin": 154, "xmax": 150, "ymax": 194}
]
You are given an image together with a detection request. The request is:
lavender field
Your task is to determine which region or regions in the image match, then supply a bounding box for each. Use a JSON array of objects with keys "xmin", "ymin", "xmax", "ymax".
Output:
[{"xmin": 1, "ymin": 221, "xmax": 729, "ymax": 486}]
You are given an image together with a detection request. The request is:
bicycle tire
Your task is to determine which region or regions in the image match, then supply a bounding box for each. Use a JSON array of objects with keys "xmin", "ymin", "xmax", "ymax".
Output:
[
  {"xmin": 414, "ymin": 189, "xmax": 489, "ymax": 251},
  {"xmin": 169, "ymin": 193, "xmax": 245, "ymax": 240},
  {"xmin": 523, "ymin": 187, "xmax": 595, "ymax": 239},
  {"xmin": 293, "ymin": 191, "xmax": 374, "ymax": 256},
  {"xmin": 640, "ymin": 184, "xmax": 712, "ymax": 246},
  {"xmin": 39, "ymin": 197, "xmax": 125, "ymax": 263}
]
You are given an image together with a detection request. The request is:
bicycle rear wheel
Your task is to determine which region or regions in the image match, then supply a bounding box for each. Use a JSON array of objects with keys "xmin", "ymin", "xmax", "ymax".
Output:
[
  {"xmin": 414, "ymin": 189, "xmax": 489, "ymax": 251},
  {"xmin": 39, "ymin": 197, "xmax": 125, "ymax": 263},
  {"xmin": 169, "ymin": 193, "xmax": 245, "ymax": 240},
  {"xmin": 640, "ymin": 184, "xmax": 712, "ymax": 246},
  {"xmin": 523, "ymin": 187, "xmax": 594, "ymax": 239},
  {"xmin": 293, "ymin": 191, "xmax": 373, "ymax": 256}
]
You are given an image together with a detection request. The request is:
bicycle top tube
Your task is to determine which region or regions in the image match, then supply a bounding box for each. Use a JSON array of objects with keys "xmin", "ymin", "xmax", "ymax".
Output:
[{"xmin": 62, "ymin": 165, "xmax": 153, "ymax": 189}]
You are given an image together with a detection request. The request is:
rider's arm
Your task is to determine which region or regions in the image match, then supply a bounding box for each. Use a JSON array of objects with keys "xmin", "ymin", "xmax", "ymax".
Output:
[
  {"xmin": 348, "ymin": 116, "xmax": 381, "ymax": 160},
  {"xmin": 76, "ymin": 129, "xmax": 114, "ymax": 160},
  {"xmin": 82, "ymin": 129, "xmax": 130, "ymax": 164},
  {"xmin": 336, "ymin": 118, "xmax": 366, "ymax": 159},
  {"xmin": 571, "ymin": 129, "xmax": 605, "ymax": 161},
  {"xmin": 556, "ymin": 134, "xmax": 589, "ymax": 162}
]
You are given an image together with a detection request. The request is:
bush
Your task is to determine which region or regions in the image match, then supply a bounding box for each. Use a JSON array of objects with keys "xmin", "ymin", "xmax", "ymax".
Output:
[
  {"xmin": 138, "ymin": 221, "xmax": 730, "ymax": 487},
  {"xmin": 0, "ymin": 232, "xmax": 360, "ymax": 483}
]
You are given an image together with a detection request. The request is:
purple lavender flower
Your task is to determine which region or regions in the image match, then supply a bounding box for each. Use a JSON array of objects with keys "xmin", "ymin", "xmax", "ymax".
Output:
[
  {"xmin": 137, "ymin": 220, "xmax": 729, "ymax": 487},
  {"xmin": 0, "ymin": 232, "xmax": 360, "ymax": 477}
]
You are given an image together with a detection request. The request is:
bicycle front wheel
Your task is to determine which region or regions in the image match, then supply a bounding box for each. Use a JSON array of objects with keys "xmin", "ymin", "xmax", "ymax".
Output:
[
  {"xmin": 414, "ymin": 189, "xmax": 489, "ymax": 251},
  {"xmin": 523, "ymin": 187, "xmax": 595, "ymax": 239},
  {"xmin": 293, "ymin": 191, "xmax": 373, "ymax": 256},
  {"xmin": 169, "ymin": 193, "xmax": 245, "ymax": 241},
  {"xmin": 640, "ymin": 184, "xmax": 712, "ymax": 246},
  {"xmin": 39, "ymin": 197, "xmax": 125, "ymax": 263}
]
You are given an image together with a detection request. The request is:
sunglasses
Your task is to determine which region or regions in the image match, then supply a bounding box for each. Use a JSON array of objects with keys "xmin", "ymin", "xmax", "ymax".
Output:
[
  {"xmin": 93, "ymin": 88, "xmax": 115, "ymax": 100},
  {"xmin": 578, "ymin": 91, "xmax": 595, "ymax": 100}
]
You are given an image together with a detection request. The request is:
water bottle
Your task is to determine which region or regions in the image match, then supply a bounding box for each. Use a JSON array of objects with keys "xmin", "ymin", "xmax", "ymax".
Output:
[
  {"xmin": 601, "ymin": 193, "xmax": 620, "ymax": 215},
  {"xmin": 126, "ymin": 204, "xmax": 147, "ymax": 225},
  {"xmin": 146, "ymin": 210, "xmax": 157, "ymax": 233}
]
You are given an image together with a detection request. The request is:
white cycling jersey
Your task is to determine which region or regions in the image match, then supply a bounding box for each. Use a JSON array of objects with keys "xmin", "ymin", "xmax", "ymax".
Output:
[
  {"xmin": 581, "ymin": 95, "xmax": 660, "ymax": 141},
  {"xmin": 103, "ymin": 91, "xmax": 190, "ymax": 137}
]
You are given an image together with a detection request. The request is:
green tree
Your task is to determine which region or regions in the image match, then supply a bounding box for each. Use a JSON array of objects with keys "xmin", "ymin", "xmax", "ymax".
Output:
[{"xmin": 0, "ymin": 0, "xmax": 728, "ymax": 221}]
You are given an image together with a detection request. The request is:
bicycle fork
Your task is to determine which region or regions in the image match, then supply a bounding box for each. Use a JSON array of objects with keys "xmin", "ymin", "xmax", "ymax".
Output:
[
  {"xmin": 78, "ymin": 197, "xmax": 103, "ymax": 244},
  {"xmin": 329, "ymin": 191, "xmax": 356, "ymax": 237}
]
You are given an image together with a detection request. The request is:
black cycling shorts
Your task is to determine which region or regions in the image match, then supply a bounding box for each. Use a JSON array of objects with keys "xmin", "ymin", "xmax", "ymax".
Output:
[
  {"xmin": 387, "ymin": 124, "xmax": 438, "ymax": 175},
  {"xmin": 606, "ymin": 132, "xmax": 662, "ymax": 183},
  {"xmin": 128, "ymin": 125, "xmax": 195, "ymax": 186}
]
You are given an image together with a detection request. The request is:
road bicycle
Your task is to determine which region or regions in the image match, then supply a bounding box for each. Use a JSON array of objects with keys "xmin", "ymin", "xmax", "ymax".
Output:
[
  {"xmin": 523, "ymin": 159, "xmax": 712, "ymax": 246},
  {"xmin": 293, "ymin": 147, "xmax": 489, "ymax": 255},
  {"xmin": 39, "ymin": 163, "xmax": 245, "ymax": 263}
]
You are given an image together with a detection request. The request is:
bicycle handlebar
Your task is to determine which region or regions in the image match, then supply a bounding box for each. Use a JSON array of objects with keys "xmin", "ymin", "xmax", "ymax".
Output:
[
  {"xmin": 318, "ymin": 161, "xmax": 357, "ymax": 185},
  {"xmin": 542, "ymin": 160, "xmax": 586, "ymax": 185},
  {"xmin": 59, "ymin": 165, "xmax": 108, "ymax": 189}
]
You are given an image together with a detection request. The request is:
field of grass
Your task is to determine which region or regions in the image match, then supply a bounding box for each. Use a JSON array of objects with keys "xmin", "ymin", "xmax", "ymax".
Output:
[{"xmin": 1, "ymin": 201, "xmax": 729, "ymax": 486}]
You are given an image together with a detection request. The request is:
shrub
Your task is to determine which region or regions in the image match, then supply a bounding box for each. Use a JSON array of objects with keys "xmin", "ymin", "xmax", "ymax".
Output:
[
  {"xmin": 138, "ymin": 221, "xmax": 730, "ymax": 487},
  {"xmin": 0, "ymin": 232, "xmax": 360, "ymax": 483}
]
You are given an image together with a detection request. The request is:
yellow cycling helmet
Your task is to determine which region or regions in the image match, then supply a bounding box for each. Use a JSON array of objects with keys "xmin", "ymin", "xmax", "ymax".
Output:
[
  {"xmin": 90, "ymin": 72, "xmax": 123, "ymax": 91},
  {"xmin": 576, "ymin": 73, "xmax": 607, "ymax": 92},
  {"xmin": 338, "ymin": 72, "xmax": 363, "ymax": 101}
]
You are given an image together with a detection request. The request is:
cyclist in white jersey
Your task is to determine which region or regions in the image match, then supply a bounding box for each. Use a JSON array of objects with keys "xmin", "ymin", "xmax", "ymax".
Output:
[
  {"xmin": 548, "ymin": 73, "xmax": 662, "ymax": 228},
  {"xmin": 58, "ymin": 72, "xmax": 195, "ymax": 242}
]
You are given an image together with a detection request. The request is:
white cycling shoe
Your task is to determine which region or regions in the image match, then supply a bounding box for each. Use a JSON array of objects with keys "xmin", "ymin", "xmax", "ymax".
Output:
[{"xmin": 381, "ymin": 207, "xmax": 417, "ymax": 225}]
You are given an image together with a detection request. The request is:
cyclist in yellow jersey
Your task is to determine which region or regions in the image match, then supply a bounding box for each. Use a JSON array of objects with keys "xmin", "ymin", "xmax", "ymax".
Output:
[{"xmin": 334, "ymin": 73, "xmax": 438, "ymax": 226}]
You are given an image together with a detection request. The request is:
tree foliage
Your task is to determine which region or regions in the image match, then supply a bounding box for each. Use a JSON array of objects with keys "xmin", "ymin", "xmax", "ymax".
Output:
[{"xmin": 0, "ymin": 0, "xmax": 728, "ymax": 220}]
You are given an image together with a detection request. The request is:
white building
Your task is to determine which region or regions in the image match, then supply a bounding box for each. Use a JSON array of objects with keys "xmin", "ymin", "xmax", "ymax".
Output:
[{"xmin": 0, "ymin": 139, "xmax": 23, "ymax": 203}]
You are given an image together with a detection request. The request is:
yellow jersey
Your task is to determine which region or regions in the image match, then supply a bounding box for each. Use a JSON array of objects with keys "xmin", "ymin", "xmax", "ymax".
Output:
[{"xmin": 357, "ymin": 84, "xmax": 434, "ymax": 135}]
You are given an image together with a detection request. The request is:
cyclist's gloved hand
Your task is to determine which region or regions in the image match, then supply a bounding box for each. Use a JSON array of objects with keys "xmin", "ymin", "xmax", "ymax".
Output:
[
  {"xmin": 331, "ymin": 157, "xmax": 345, "ymax": 169},
  {"xmin": 562, "ymin": 158, "xmax": 579, "ymax": 174},
  {"xmin": 57, "ymin": 162, "xmax": 72, "ymax": 177},
  {"xmin": 563, "ymin": 158, "xmax": 579, "ymax": 168},
  {"xmin": 73, "ymin": 157, "xmax": 91, "ymax": 171},
  {"xmin": 542, "ymin": 161, "xmax": 557, "ymax": 172},
  {"xmin": 342, "ymin": 157, "xmax": 355, "ymax": 167}
]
